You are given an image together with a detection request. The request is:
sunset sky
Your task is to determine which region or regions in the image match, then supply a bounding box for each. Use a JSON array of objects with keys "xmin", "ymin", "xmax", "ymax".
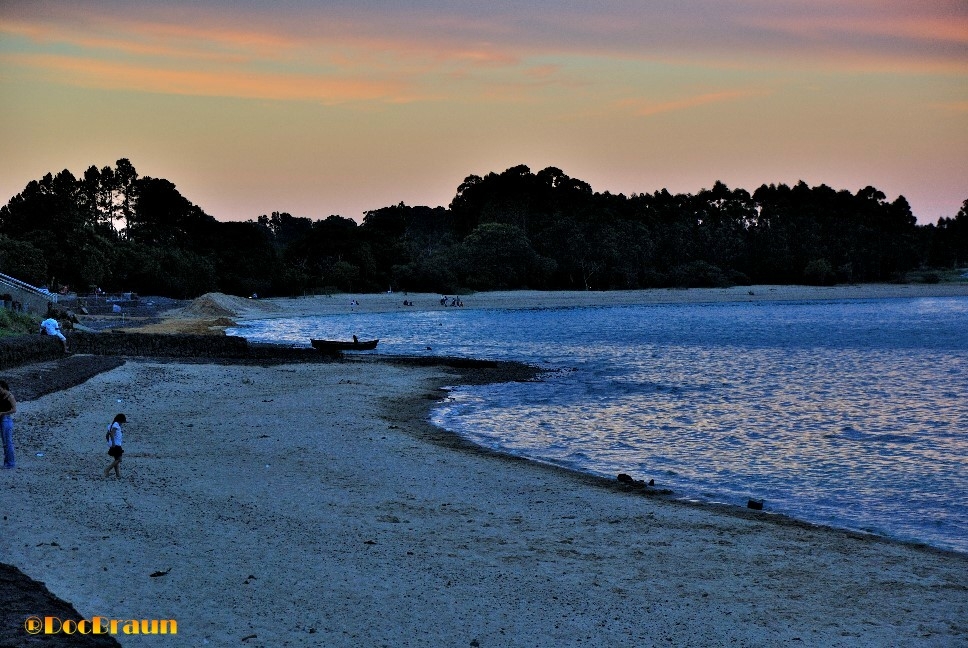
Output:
[{"xmin": 1, "ymin": 1, "xmax": 966, "ymax": 224}]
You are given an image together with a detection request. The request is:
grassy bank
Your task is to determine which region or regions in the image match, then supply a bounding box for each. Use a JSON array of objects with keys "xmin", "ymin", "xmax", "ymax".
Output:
[{"xmin": 0, "ymin": 309, "xmax": 37, "ymax": 337}]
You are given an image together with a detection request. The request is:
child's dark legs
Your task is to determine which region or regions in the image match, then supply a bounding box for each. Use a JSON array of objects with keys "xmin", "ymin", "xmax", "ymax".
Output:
[{"xmin": 104, "ymin": 458, "xmax": 121, "ymax": 478}]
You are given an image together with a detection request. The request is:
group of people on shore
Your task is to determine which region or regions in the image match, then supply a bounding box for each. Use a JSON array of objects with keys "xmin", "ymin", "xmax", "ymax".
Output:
[
  {"xmin": 0, "ymin": 379, "xmax": 126, "ymax": 478},
  {"xmin": 348, "ymin": 295, "xmax": 466, "ymax": 308},
  {"xmin": 439, "ymin": 295, "xmax": 464, "ymax": 307}
]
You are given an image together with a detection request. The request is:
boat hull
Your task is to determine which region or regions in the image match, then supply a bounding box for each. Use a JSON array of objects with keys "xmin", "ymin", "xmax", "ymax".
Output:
[{"xmin": 310, "ymin": 338, "xmax": 379, "ymax": 352}]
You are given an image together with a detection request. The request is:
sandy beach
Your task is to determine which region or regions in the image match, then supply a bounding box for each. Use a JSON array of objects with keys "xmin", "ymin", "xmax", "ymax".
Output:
[
  {"xmin": 256, "ymin": 282, "xmax": 968, "ymax": 314},
  {"xmin": 120, "ymin": 282, "xmax": 968, "ymax": 335},
  {"xmin": 3, "ymin": 285, "xmax": 967, "ymax": 646}
]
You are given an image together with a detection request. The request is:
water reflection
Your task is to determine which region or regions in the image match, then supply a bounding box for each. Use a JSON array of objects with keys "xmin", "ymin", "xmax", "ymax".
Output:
[{"xmin": 233, "ymin": 297, "xmax": 968, "ymax": 552}]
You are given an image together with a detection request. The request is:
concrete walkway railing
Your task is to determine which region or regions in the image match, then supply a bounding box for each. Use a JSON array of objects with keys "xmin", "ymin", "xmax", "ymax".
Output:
[{"xmin": 0, "ymin": 271, "xmax": 56, "ymax": 314}]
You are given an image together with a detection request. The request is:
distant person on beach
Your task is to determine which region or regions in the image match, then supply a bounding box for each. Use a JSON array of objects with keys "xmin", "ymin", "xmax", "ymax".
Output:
[
  {"xmin": 104, "ymin": 413, "xmax": 126, "ymax": 478},
  {"xmin": 39, "ymin": 317, "xmax": 68, "ymax": 353},
  {"xmin": 0, "ymin": 380, "xmax": 16, "ymax": 469}
]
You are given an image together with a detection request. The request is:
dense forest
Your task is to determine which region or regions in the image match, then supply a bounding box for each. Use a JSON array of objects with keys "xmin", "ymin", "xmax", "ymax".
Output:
[{"xmin": 0, "ymin": 159, "xmax": 966, "ymax": 299}]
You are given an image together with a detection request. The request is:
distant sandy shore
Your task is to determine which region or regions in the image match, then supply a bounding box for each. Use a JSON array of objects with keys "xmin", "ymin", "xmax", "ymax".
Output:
[
  {"xmin": 4, "ymin": 352, "xmax": 967, "ymax": 645},
  {"xmin": 233, "ymin": 282, "xmax": 968, "ymax": 319},
  {"xmin": 127, "ymin": 282, "xmax": 968, "ymax": 334}
]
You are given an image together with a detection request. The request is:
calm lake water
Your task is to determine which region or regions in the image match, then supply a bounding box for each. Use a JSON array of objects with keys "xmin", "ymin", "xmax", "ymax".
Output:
[{"xmin": 230, "ymin": 296, "xmax": 968, "ymax": 553}]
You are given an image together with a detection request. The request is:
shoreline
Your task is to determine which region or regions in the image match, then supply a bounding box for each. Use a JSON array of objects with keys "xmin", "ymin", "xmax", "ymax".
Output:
[
  {"xmin": 117, "ymin": 285, "xmax": 968, "ymax": 557},
  {"xmin": 107, "ymin": 282, "xmax": 968, "ymax": 335},
  {"xmin": 383, "ymin": 356, "xmax": 964, "ymax": 560},
  {"xmin": 250, "ymin": 282, "xmax": 968, "ymax": 316},
  {"xmin": 2, "ymin": 354, "xmax": 967, "ymax": 645},
  {"xmin": 210, "ymin": 285, "xmax": 968, "ymax": 557}
]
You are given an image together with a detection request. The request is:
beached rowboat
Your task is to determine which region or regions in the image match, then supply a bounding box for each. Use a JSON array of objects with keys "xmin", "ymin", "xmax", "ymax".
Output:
[{"xmin": 310, "ymin": 338, "xmax": 379, "ymax": 352}]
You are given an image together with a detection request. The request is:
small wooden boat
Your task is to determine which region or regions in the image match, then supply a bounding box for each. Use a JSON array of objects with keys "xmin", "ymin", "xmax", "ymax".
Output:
[{"xmin": 311, "ymin": 338, "xmax": 379, "ymax": 352}]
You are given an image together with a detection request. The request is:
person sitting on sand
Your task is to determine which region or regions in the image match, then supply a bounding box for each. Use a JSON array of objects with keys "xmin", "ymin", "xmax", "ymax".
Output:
[
  {"xmin": 104, "ymin": 413, "xmax": 126, "ymax": 478},
  {"xmin": 39, "ymin": 317, "xmax": 69, "ymax": 353}
]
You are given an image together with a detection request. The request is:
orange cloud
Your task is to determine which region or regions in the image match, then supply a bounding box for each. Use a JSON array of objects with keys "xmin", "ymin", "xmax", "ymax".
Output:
[
  {"xmin": 4, "ymin": 1, "xmax": 968, "ymax": 77},
  {"xmin": 524, "ymin": 64, "xmax": 561, "ymax": 80},
  {"xmin": 0, "ymin": 18, "xmax": 261, "ymax": 63},
  {"xmin": 933, "ymin": 100, "xmax": 968, "ymax": 112},
  {"xmin": 0, "ymin": 11, "xmax": 523, "ymax": 71},
  {"xmin": 0, "ymin": 11, "xmax": 542, "ymax": 106},
  {"xmin": 2, "ymin": 3, "xmax": 964, "ymax": 107},
  {"xmin": 3, "ymin": 53, "xmax": 412, "ymax": 104}
]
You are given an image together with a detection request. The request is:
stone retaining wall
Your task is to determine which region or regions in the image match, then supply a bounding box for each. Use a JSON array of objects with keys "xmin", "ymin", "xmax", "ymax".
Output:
[
  {"xmin": 68, "ymin": 331, "xmax": 251, "ymax": 358},
  {"xmin": 0, "ymin": 335, "xmax": 66, "ymax": 370},
  {"xmin": 0, "ymin": 332, "xmax": 326, "ymax": 370}
]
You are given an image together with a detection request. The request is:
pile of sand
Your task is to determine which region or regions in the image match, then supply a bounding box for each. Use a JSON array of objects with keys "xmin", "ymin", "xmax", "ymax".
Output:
[
  {"xmin": 180, "ymin": 293, "xmax": 248, "ymax": 318},
  {"xmin": 168, "ymin": 292, "xmax": 282, "ymax": 319},
  {"xmin": 117, "ymin": 293, "xmax": 276, "ymax": 335}
]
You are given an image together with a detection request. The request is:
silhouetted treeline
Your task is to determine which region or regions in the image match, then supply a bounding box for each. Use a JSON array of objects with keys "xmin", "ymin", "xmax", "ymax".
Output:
[{"xmin": 1, "ymin": 160, "xmax": 965, "ymax": 298}]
